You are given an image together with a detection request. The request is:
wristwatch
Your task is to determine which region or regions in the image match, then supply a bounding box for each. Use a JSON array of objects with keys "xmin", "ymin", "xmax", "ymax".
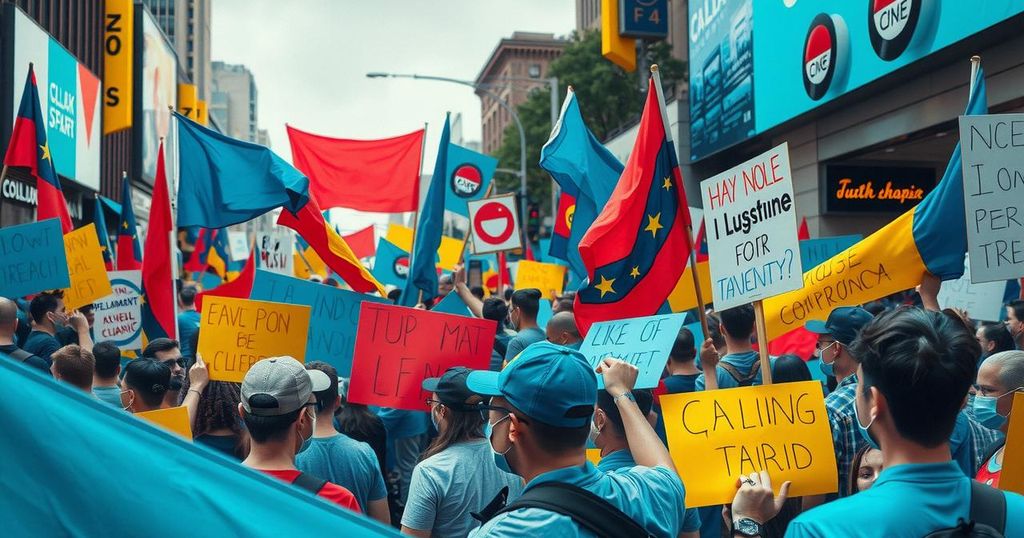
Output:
[
  {"xmin": 612, "ymin": 391, "xmax": 636, "ymax": 403},
  {"xmin": 733, "ymin": 518, "xmax": 764, "ymax": 537}
]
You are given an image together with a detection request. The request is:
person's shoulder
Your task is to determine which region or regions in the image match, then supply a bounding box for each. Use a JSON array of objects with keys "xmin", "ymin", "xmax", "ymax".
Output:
[
  {"xmin": 473, "ymin": 507, "xmax": 579, "ymax": 538},
  {"xmin": 318, "ymin": 481, "xmax": 360, "ymax": 510},
  {"xmin": 610, "ymin": 465, "xmax": 686, "ymax": 498}
]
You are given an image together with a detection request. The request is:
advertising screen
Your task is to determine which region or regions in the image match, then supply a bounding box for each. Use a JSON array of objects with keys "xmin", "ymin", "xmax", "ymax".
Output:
[{"xmin": 139, "ymin": 10, "xmax": 177, "ymax": 183}]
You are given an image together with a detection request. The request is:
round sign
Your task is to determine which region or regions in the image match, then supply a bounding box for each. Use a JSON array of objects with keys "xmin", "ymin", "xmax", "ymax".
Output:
[
  {"xmin": 868, "ymin": 0, "xmax": 920, "ymax": 61},
  {"xmin": 473, "ymin": 201, "xmax": 516, "ymax": 245},
  {"xmin": 450, "ymin": 163, "xmax": 483, "ymax": 199},
  {"xmin": 393, "ymin": 255, "xmax": 409, "ymax": 279},
  {"xmin": 802, "ymin": 14, "xmax": 837, "ymax": 101},
  {"xmin": 564, "ymin": 204, "xmax": 576, "ymax": 230}
]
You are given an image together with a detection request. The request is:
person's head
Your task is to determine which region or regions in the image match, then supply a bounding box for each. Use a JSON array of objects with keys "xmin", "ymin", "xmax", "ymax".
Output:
[
  {"xmin": 974, "ymin": 351, "xmax": 1024, "ymax": 433},
  {"xmin": 178, "ymin": 286, "xmax": 198, "ymax": 311},
  {"xmin": 421, "ymin": 367, "xmax": 486, "ymax": 459},
  {"xmin": 806, "ymin": 306, "xmax": 874, "ymax": 379},
  {"xmin": 0, "ymin": 297, "xmax": 19, "ymax": 339},
  {"xmin": 554, "ymin": 298, "xmax": 574, "ymax": 313},
  {"xmin": 323, "ymin": 277, "xmax": 340, "ymax": 288},
  {"xmin": 718, "ymin": 305, "xmax": 755, "ymax": 343},
  {"xmin": 192, "ymin": 381, "xmax": 246, "ymax": 445},
  {"xmin": 977, "ymin": 323, "xmax": 1016, "ymax": 358},
  {"xmin": 1006, "ymin": 300, "xmax": 1024, "ymax": 340},
  {"xmin": 386, "ymin": 288, "xmax": 402, "ymax": 304},
  {"xmin": 863, "ymin": 301, "xmax": 887, "ymax": 317},
  {"xmin": 481, "ymin": 297, "xmax": 509, "ymax": 334},
  {"xmin": 92, "ymin": 341, "xmax": 121, "ymax": 382},
  {"xmin": 470, "ymin": 286, "xmax": 485, "ymax": 300},
  {"xmin": 50, "ymin": 345, "xmax": 95, "ymax": 392},
  {"xmin": 121, "ymin": 358, "xmax": 171, "ymax": 412},
  {"xmin": 239, "ymin": 356, "xmax": 331, "ymax": 455},
  {"xmin": 79, "ymin": 304, "xmax": 95, "ymax": 327},
  {"xmin": 467, "ymin": 342, "xmax": 596, "ymax": 477},
  {"xmin": 668, "ymin": 327, "xmax": 697, "ymax": 364},
  {"xmin": 437, "ymin": 274, "xmax": 454, "ymax": 297},
  {"xmin": 142, "ymin": 338, "xmax": 185, "ymax": 391},
  {"xmin": 850, "ymin": 446, "xmax": 884, "ymax": 494},
  {"xmin": 771, "ymin": 354, "xmax": 812, "ymax": 384},
  {"xmin": 29, "ymin": 290, "xmax": 66, "ymax": 331},
  {"xmin": 592, "ymin": 389, "xmax": 654, "ymax": 451},
  {"xmin": 308, "ymin": 274, "xmax": 323, "ymax": 284},
  {"xmin": 851, "ymin": 307, "xmax": 979, "ymax": 451},
  {"xmin": 545, "ymin": 312, "xmax": 581, "ymax": 346},
  {"xmin": 503, "ymin": 287, "xmax": 514, "ymax": 303},
  {"xmin": 306, "ymin": 361, "xmax": 340, "ymax": 417},
  {"xmin": 508, "ymin": 289, "xmax": 541, "ymax": 330}
]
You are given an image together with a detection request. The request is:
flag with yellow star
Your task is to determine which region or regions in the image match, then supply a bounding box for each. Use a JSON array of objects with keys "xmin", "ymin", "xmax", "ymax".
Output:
[
  {"xmin": 574, "ymin": 75, "xmax": 694, "ymax": 335},
  {"xmin": 117, "ymin": 175, "xmax": 143, "ymax": 270},
  {"xmin": 93, "ymin": 196, "xmax": 115, "ymax": 270}
]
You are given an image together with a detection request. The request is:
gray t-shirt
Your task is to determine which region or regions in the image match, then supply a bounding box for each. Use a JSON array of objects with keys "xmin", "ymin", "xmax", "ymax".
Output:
[
  {"xmin": 296, "ymin": 433, "xmax": 388, "ymax": 512},
  {"xmin": 504, "ymin": 327, "xmax": 546, "ymax": 361},
  {"xmin": 402, "ymin": 438, "xmax": 523, "ymax": 538}
]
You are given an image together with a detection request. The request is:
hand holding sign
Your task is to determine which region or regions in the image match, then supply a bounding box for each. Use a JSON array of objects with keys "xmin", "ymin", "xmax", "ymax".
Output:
[
  {"xmin": 597, "ymin": 357, "xmax": 639, "ymax": 396},
  {"xmin": 579, "ymin": 313, "xmax": 686, "ymax": 389},
  {"xmin": 189, "ymin": 352, "xmax": 210, "ymax": 393},
  {"xmin": 732, "ymin": 471, "xmax": 792, "ymax": 527}
]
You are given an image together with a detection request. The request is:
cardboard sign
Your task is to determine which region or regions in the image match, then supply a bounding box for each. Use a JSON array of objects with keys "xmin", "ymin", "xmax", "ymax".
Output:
[
  {"xmin": 959, "ymin": 114, "xmax": 1024, "ymax": 283},
  {"xmin": 257, "ymin": 230, "xmax": 294, "ymax": 276},
  {"xmin": 198, "ymin": 296, "xmax": 312, "ymax": 383},
  {"xmin": 1000, "ymin": 392, "xmax": 1024, "ymax": 495},
  {"xmin": 386, "ymin": 224, "xmax": 464, "ymax": 271},
  {"xmin": 63, "ymin": 224, "xmax": 114, "ymax": 310},
  {"xmin": 799, "ymin": 235, "xmax": 862, "ymax": 270},
  {"xmin": 700, "ymin": 143, "xmax": 803, "ymax": 310},
  {"xmin": 661, "ymin": 381, "xmax": 838, "ymax": 507},
  {"xmin": 0, "ymin": 219, "xmax": 70, "ymax": 299},
  {"xmin": 579, "ymin": 313, "xmax": 686, "ymax": 389},
  {"xmin": 937, "ymin": 257, "xmax": 1008, "ymax": 322},
  {"xmin": 347, "ymin": 303, "xmax": 495, "ymax": 411},
  {"xmin": 92, "ymin": 270, "xmax": 143, "ymax": 350},
  {"xmin": 467, "ymin": 194, "xmax": 522, "ymax": 254},
  {"xmin": 432, "ymin": 291, "xmax": 473, "ymax": 317},
  {"xmin": 249, "ymin": 270, "xmax": 387, "ymax": 377},
  {"xmin": 515, "ymin": 260, "xmax": 566, "ymax": 296},
  {"xmin": 227, "ymin": 231, "xmax": 249, "ymax": 262},
  {"xmin": 136, "ymin": 406, "xmax": 193, "ymax": 440}
]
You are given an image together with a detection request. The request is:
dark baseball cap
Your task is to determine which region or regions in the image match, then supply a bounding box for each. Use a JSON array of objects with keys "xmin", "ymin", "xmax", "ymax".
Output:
[
  {"xmin": 241, "ymin": 357, "xmax": 331, "ymax": 417},
  {"xmin": 805, "ymin": 306, "xmax": 873, "ymax": 346},
  {"xmin": 422, "ymin": 367, "xmax": 483, "ymax": 411},
  {"xmin": 466, "ymin": 342, "xmax": 596, "ymax": 428}
]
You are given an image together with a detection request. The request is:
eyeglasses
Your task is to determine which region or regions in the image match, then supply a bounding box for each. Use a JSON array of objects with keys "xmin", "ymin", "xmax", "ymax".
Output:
[
  {"xmin": 424, "ymin": 398, "xmax": 442, "ymax": 408},
  {"xmin": 815, "ymin": 340, "xmax": 839, "ymax": 352},
  {"xmin": 160, "ymin": 356, "xmax": 186, "ymax": 368}
]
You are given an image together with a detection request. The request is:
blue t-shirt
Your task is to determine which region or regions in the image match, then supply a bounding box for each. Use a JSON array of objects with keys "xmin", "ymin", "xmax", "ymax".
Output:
[
  {"xmin": 695, "ymin": 351, "xmax": 766, "ymax": 390},
  {"xmin": 177, "ymin": 310, "xmax": 201, "ymax": 357},
  {"xmin": 663, "ymin": 373, "xmax": 699, "ymax": 394},
  {"xmin": 93, "ymin": 385, "xmax": 122, "ymax": 408},
  {"xmin": 23, "ymin": 330, "xmax": 61, "ymax": 364},
  {"xmin": 596, "ymin": 449, "xmax": 701, "ymax": 533},
  {"xmin": 788, "ymin": 462, "xmax": 1024, "ymax": 537},
  {"xmin": 296, "ymin": 433, "xmax": 387, "ymax": 512},
  {"xmin": 403, "ymin": 438, "xmax": 522, "ymax": 537},
  {"xmin": 470, "ymin": 461, "xmax": 686, "ymax": 538},
  {"xmin": 505, "ymin": 327, "xmax": 546, "ymax": 361}
]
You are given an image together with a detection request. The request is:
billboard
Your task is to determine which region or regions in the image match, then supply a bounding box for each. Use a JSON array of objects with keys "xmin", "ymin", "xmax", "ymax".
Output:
[
  {"xmin": 136, "ymin": 8, "xmax": 177, "ymax": 183},
  {"xmin": 8, "ymin": 6, "xmax": 102, "ymax": 191},
  {"xmin": 688, "ymin": 0, "xmax": 1024, "ymax": 161}
]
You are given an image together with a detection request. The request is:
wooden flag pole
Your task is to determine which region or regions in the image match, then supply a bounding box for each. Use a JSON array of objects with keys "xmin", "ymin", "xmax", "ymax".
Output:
[
  {"xmin": 754, "ymin": 300, "xmax": 773, "ymax": 384},
  {"xmin": 456, "ymin": 183, "xmax": 496, "ymax": 267}
]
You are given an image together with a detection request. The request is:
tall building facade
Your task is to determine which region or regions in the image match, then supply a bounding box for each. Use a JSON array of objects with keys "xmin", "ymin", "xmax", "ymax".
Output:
[{"xmin": 210, "ymin": 61, "xmax": 258, "ymax": 142}]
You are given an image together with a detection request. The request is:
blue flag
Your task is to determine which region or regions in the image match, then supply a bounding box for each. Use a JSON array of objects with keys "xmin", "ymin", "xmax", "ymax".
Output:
[
  {"xmin": 444, "ymin": 143, "xmax": 497, "ymax": 216},
  {"xmin": 540, "ymin": 90, "xmax": 623, "ymax": 279},
  {"xmin": 92, "ymin": 196, "xmax": 114, "ymax": 270},
  {"xmin": 372, "ymin": 237, "xmax": 410, "ymax": 288},
  {"xmin": 401, "ymin": 115, "xmax": 450, "ymax": 306},
  {"xmin": 432, "ymin": 291, "xmax": 473, "ymax": 317},
  {"xmin": 175, "ymin": 112, "xmax": 309, "ymax": 228}
]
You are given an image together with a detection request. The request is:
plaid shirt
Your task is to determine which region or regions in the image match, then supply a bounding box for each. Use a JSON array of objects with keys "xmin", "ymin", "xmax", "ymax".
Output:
[
  {"xmin": 825, "ymin": 374, "xmax": 864, "ymax": 497},
  {"xmin": 964, "ymin": 410, "xmax": 1005, "ymax": 474}
]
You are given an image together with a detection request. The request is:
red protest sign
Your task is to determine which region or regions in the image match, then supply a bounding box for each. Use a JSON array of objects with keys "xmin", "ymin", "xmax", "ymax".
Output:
[{"xmin": 348, "ymin": 302, "xmax": 496, "ymax": 411}]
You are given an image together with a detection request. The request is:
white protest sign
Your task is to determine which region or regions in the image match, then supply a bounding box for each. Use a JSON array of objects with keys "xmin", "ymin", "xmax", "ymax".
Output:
[
  {"xmin": 467, "ymin": 194, "xmax": 522, "ymax": 254},
  {"xmin": 700, "ymin": 142, "xmax": 803, "ymax": 310},
  {"xmin": 92, "ymin": 270, "xmax": 143, "ymax": 350},
  {"xmin": 937, "ymin": 257, "xmax": 1007, "ymax": 322},
  {"xmin": 227, "ymin": 231, "xmax": 249, "ymax": 262},
  {"xmin": 959, "ymin": 114, "xmax": 1024, "ymax": 283},
  {"xmin": 257, "ymin": 230, "xmax": 294, "ymax": 276}
]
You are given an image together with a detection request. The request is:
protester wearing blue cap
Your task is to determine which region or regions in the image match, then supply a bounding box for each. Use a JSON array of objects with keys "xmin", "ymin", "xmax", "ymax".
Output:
[{"xmin": 465, "ymin": 342, "xmax": 687, "ymax": 538}]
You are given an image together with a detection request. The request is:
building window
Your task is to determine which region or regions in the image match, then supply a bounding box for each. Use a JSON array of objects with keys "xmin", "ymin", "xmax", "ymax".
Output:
[{"xmin": 528, "ymin": 64, "xmax": 541, "ymax": 78}]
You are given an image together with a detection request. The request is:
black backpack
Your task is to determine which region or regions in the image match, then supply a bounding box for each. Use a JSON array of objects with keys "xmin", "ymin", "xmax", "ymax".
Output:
[
  {"xmin": 720, "ymin": 360, "xmax": 761, "ymax": 387},
  {"xmin": 291, "ymin": 472, "xmax": 328, "ymax": 496},
  {"xmin": 924, "ymin": 480, "xmax": 1006, "ymax": 537}
]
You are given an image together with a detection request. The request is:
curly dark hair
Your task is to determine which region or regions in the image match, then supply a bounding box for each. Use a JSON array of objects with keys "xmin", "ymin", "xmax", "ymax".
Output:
[{"xmin": 183, "ymin": 377, "xmax": 249, "ymax": 458}]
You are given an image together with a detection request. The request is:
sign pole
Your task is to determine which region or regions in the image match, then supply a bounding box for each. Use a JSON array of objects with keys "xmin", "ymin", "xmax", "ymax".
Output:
[{"xmin": 754, "ymin": 300, "xmax": 773, "ymax": 385}]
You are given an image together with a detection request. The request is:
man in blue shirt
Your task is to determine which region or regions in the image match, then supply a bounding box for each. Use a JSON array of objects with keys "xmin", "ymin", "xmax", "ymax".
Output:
[
  {"xmin": 467, "ymin": 342, "xmax": 688, "ymax": 537},
  {"xmin": 504, "ymin": 289, "xmax": 546, "ymax": 361},
  {"xmin": 696, "ymin": 305, "xmax": 763, "ymax": 390},
  {"xmin": 25, "ymin": 291, "xmax": 92, "ymax": 364},
  {"xmin": 176, "ymin": 286, "xmax": 201, "ymax": 358},
  {"xmin": 663, "ymin": 327, "xmax": 701, "ymax": 394}
]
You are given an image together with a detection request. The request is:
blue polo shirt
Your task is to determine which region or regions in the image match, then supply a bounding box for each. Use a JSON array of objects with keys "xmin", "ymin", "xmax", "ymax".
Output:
[
  {"xmin": 788, "ymin": 462, "xmax": 1024, "ymax": 537},
  {"xmin": 596, "ymin": 449, "xmax": 701, "ymax": 534}
]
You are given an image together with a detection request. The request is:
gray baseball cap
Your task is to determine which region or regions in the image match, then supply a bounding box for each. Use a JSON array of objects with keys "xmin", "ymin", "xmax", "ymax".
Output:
[{"xmin": 240, "ymin": 356, "xmax": 331, "ymax": 416}]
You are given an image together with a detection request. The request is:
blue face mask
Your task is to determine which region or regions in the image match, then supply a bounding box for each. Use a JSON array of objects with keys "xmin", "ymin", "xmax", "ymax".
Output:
[
  {"xmin": 485, "ymin": 416, "xmax": 516, "ymax": 475},
  {"xmin": 853, "ymin": 395, "xmax": 881, "ymax": 450},
  {"xmin": 819, "ymin": 359, "xmax": 835, "ymax": 378},
  {"xmin": 972, "ymin": 389, "xmax": 1020, "ymax": 429}
]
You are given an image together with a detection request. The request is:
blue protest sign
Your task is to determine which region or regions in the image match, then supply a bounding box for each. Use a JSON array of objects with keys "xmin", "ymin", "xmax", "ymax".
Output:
[
  {"xmin": 536, "ymin": 300, "xmax": 553, "ymax": 330},
  {"xmin": 432, "ymin": 291, "xmax": 472, "ymax": 317},
  {"xmin": 799, "ymin": 235, "xmax": 862, "ymax": 270},
  {"xmin": 0, "ymin": 219, "xmax": 70, "ymax": 299},
  {"xmin": 445, "ymin": 144, "xmax": 497, "ymax": 216},
  {"xmin": 372, "ymin": 237, "xmax": 410, "ymax": 288},
  {"xmin": 249, "ymin": 270, "xmax": 389, "ymax": 376},
  {"xmin": 579, "ymin": 312, "xmax": 687, "ymax": 389}
]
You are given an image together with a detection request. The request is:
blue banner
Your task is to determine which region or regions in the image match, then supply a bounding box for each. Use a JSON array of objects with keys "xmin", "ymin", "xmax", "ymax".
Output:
[
  {"xmin": 798, "ymin": 234, "xmax": 862, "ymax": 270},
  {"xmin": 371, "ymin": 238, "xmax": 410, "ymax": 289},
  {"xmin": 432, "ymin": 292, "xmax": 472, "ymax": 317},
  {"xmin": 0, "ymin": 219, "xmax": 70, "ymax": 298},
  {"xmin": 444, "ymin": 144, "xmax": 497, "ymax": 216}
]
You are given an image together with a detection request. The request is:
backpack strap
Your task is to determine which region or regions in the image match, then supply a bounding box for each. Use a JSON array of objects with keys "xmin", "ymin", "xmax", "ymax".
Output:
[
  {"xmin": 5, "ymin": 348, "xmax": 36, "ymax": 363},
  {"xmin": 719, "ymin": 361, "xmax": 760, "ymax": 385},
  {"xmin": 969, "ymin": 480, "xmax": 1006, "ymax": 534},
  {"xmin": 291, "ymin": 472, "xmax": 328, "ymax": 496},
  {"xmin": 471, "ymin": 486, "xmax": 510, "ymax": 523},
  {"xmin": 494, "ymin": 482, "xmax": 652, "ymax": 538}
]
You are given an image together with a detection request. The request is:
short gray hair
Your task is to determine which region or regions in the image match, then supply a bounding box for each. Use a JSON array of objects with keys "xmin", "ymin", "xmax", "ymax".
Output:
[{"xmin": 983, "ymin": 350, "xmax": 1024, "ymax": 391}]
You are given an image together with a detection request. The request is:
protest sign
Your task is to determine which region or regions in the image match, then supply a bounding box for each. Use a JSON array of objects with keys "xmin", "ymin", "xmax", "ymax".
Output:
[
  {"xmin": 386, "ymin": 224, "xmax": 463, "ymax": 271},
  {"xmin": 515, "ymin": 260, "xmax": 566, "ymax": 296},
  {"xmin": 936, "ymin": 257, "xmax": 1008, "ymax": 322},
  {"xmin": 700, "ymin": 143, "xmax": 803, "ymax": 310},
  {"xmin": 198, "ymin": 296, "xmax": 311, "ymax": 383},
  {"xmin": 536, "ymin": 299, "xmax": 553, "ymax": 330},
  {"xmin": 227, "ymin": 231, "xmax": 249, "ymax": 262},
  {"xmin": 1000, "ymin": 392, "xmax": 1024, "ymax": 495},
  {"xmin": 579, "ymin": 313, "xmax": 686, "ymax": 389},
  {"xmin": 661, "ymin": 381, "xmax": 837, "ymax": 507},
  {"xmin": 257, "ymin": 230, "xmax": 294, "ymax": 276},
  {"xmin": 348, "ymin": 303, "xmax": 495, "ymax": 411},
  {"xmin": 249, "ymin": 270, "xmax": 387, "ymax": 377},
  {"xmin": 136, "ymin": 406, "xmax": 193, "ymax": 440},
  {"xmin": 63, "ymin": 224, "xmax": 113, "ymax": 311},
  {"xmin": 432, "ymin": 291, "xmax": 473, "ymax": 317},
  {"xmin": 467, "ymin": 194, "xmax": 522, "ymax": 254},
  {"xmin": 959, "ymin": 114, "xmax": 1024, "ymax": 283},
  {"xmin": 0, "ymin": 219, "xmax": 69, "ymax": 299},
  {"xmin": 92, "ymin": 270, "xmax": 143, "ymax": 350},
  {"xmin": 799, "ymin": 235, "xmax": 862, "ymax": 270}
]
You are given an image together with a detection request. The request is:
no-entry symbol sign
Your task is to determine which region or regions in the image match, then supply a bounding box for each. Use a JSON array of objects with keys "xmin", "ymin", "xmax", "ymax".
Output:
[{"xmin": 467, "ymin": 194, "xmax": 522, "ymax": 254}]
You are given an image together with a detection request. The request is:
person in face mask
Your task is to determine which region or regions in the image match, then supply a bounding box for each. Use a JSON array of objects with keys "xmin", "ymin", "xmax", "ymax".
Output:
[
  {"xmin": 503, "ymin": 289, "xmax": 545, "ymax": 362},
  {"xmin": 142, "ymin": 338, "xmax": 187, "ymax": 408},
  {"xmin": 25, "ymin": 291, "xmax": 92, "ymax": 363},
  {"xmin": 401, "ymin": 367, "xmax": 522, "ymax": 538},
  {"xmin": 238, "ymin": 356, "xmax": 360, "ymax": 513},
  {"xmin": 973, "ymin": 350, "xmax": 1024, "ymax": 487}
]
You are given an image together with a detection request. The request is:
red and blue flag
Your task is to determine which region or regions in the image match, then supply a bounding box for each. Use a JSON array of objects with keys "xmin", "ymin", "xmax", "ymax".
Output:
[
  {"xmin": 92, "ymin": 196, "xmax": 114, "ymax": 270},
  {"xmin": 141, "ymin": 142, "xmax": 176, "ymax": 341},
  {"xmin": 117, "ymin": 174, "xmax": 143, "ymax": 270}
]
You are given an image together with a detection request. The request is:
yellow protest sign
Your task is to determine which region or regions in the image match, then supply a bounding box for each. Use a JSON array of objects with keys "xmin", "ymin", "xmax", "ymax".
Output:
[
  {"xmin": 63, "ymin": 224, "xmax": 113, "ymax": 311},
  {"xmin": 668, "ymin": 261, "xmax": 713, "ymax": 313},
  {"xmin": 1000, "ymin": 392, "xmax": 1024, "ymax": 495},
  {"xmin": 660, "ymin": 381, "xmax": 837, "ymax": 507},
  {"xmin": 136, "ymin": 405, "xmax": 192, "ymax": 440},
  {"xmin": 515, "ymin": 260, "xmax": 566, "ymax": 296},
  {"xmin": 386, "ymin": 224, "xmax": 464, "ymax": 271},
  {"xmin": 198, "ymin": 296, "xmax": 312, "ymax": 383}
]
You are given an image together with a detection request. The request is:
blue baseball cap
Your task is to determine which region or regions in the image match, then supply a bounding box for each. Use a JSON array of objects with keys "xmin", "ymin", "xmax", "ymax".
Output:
[
  {"xmin": 466, "ymin": 342, "xmax": 596, "ymax": 428},
  {"xmin": 805, "ymin": 306, "xmax": 874, "ymax": 346}
]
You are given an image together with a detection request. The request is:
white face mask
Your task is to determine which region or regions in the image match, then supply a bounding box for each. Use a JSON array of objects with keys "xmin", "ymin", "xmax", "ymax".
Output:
[{"xmin": 588, "ymin": 420, "xmax": 602, "ymax": 445}]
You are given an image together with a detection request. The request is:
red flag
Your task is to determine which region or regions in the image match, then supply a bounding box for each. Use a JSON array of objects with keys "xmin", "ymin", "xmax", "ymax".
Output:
[
  {"xmin": 183, "ymin": 228, "xmax": 212, "ymax": 273},
  {"xmin": 287, "ymin": 125, "xmax": 424, "ymax": 213},
  {"xmin": 341, "ymin": 225, "xmax": 377, "ymax": 259},
  {"xmin": 524, "ymin": 242, "xmax": 535, "ymax": 261},
  {"xmin": 497, "ymin": 251, "xmax": 511, "ymax": 291},
  {"xmin": 141, "ymin": 142, "xmax": 176, "ymax": 341},
  {"xmin": 194, "ymin": 247, "xmax": 256, "ymax": 312},
  {"xmin": 798, "ymin": 217, "xmax": 810, "ymax": 240},
  {"xmin": 767, "ymin": 326, "xmax": 818, "ymax": 360}
]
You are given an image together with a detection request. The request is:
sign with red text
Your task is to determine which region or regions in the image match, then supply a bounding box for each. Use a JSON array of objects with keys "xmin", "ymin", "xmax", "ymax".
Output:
[
  {"xmin": 347, "ymin": 303, "xmax": 495, "ymax": 411},
  {"xmin": 700, "ymin": 142, "xmax": 803, "ymax": 310},
  {"xmin": 467, "ymin": 194, "xmax": 522, "ymax": 254},
  {"xmin": 257, "ymin": 230, "xmax": 294, "ymax": 276},
  {"xmin": 92, "ymin": 270, "xmax": 143, "ymax": 351}
]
